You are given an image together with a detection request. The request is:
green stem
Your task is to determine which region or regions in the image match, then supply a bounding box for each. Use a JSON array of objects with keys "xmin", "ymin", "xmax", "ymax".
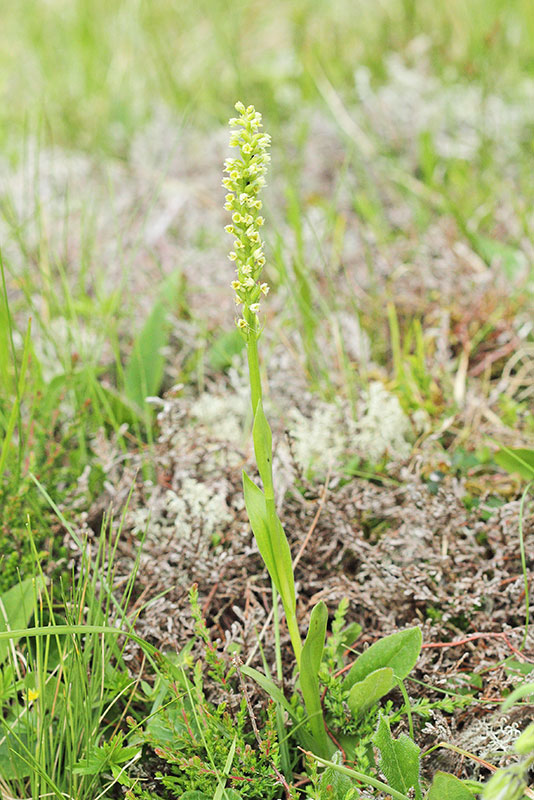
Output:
[
  {"xmin": 246, "ymin": 324, "xmax": 303, "ymax": 667},
  {"xmin": 398, "ymin": 679, "xmax": 415, "ymax": 741},
  {"xmin": 519, "ymin": 482, "xmax": 531, "ymax": 650},
  {"xmin": 246, "ymin": 322, "xmax": 263, "ymax": 416}
]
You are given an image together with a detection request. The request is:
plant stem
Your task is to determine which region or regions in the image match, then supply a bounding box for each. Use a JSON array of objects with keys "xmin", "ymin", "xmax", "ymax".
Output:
[
  {"xmin": 246, "ymin": 326, "xmax": 303, "ymax": 667},
  {"xmin": 398, "ymin": 679, "xmax": 415, "ymax": 741},
  {"xmin": 245, "ymin": 320, "xmax": 263, "ymax": 415}
]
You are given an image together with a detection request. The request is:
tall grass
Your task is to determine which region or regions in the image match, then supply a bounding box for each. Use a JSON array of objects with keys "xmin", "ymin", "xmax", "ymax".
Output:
[{"xmin": 0, "ymin": 517, "xmax": 150, "ymax": 799}]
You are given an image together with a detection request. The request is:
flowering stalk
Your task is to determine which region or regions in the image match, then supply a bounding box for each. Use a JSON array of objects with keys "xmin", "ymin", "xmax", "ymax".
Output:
[
  {"xmin": 224, "ymin": 103, "xmax": 333, "ymax": 759},
  {"xmin": 223, "ymin": 103, "xmax": 302, "ymax": 665},
  {"xmin": 223, "ymin": 102, "xmax": 271, "ymax": 411}
]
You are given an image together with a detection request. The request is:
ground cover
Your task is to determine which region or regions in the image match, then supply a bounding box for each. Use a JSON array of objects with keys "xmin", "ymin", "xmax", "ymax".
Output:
[{"xmin": 1, "ymin": 1, "xmax": 533, "ymax": 797}]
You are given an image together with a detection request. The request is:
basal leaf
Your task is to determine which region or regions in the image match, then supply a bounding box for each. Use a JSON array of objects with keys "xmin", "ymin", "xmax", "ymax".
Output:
[
  {"xmin": 373, "ymin": 716, "xmax": 421, "ymax": 799},
  {"xmin": 494, "ymin": 447, "xmax": 534, "ymax": 480},
  {"xmin": 426, "ymin": 771, "xmax": 473, "ymax": 799},
  {"xmin": 343, "ymin": 627, "xmax": 422, "ymax": 691},
  {"xmin": 300, "ymin": 602, "xmax": 332, "ymax": 758},
  {"xmin": 302, "ymin": 601, "xmax": 328, "ymax": 677},
  {"xmin": 346, "ymin": 667, "xmax": 394, "ymax": 717}
]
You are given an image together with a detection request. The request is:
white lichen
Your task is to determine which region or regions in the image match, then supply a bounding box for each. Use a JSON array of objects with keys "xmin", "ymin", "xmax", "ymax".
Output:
[
  {"xmin": 353, "ymin": 381, "xmax": 412, "ymax": 463},
  {"xmin": 288, "ymin": 381, "xmax": 413, "ymax": 477},
  {"xmin": 131, "ymin": 479, "xmax": 232, "ymax": 543}
]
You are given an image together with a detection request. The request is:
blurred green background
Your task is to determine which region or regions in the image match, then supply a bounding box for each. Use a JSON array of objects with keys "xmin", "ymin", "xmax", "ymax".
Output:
[{"xmin": 2, "ymin": 0, "xmax": 533, "ymax": 155}]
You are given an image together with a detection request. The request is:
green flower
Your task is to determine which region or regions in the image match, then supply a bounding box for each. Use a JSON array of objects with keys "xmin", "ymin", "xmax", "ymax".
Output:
[{"xmin": 223, "ymin": 101, "xmax": 271, "ymax": 337}]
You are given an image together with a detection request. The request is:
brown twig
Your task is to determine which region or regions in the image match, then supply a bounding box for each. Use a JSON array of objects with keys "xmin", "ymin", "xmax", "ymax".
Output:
[
  {"xmin": 292, "ymin": 467, "xmax": 331, "ymax": 570},
  {"xmin": 422, "ymin": 631, "xmax": 534, "ymax": 663}
]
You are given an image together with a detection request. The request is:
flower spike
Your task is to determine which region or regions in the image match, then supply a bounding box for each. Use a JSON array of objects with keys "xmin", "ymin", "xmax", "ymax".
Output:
[{"xmin": 223, "ymin": 102, "xmax": 271, "ymax": 337}]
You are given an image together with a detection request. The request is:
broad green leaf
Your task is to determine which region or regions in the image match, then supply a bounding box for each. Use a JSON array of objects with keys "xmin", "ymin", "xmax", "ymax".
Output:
[
  {"xmin": 426, "ymin": 771, "xmax": 473, "ymax": 799},
  {"xmin": 343, "ymin": 627, "xmax": 422, "ymax": 691},
  {"xmin": 0, "ymin": 578, "xmax": 40, "ymax": 663},
  {"xmin": 319, "ymin": 750, "xmax": 355, "ymax": 799},
  {"xmin": 300, "ymin": 601, "xmax": 333, "ymax": 758},
  {"xmin": 346, "ymin": 667, "xmax": 394, "ymax": 717},
  {"xmin": 124, "ymin": 271, "xmax": 183, "ymax": 409},
  {"xmin": 373, "ymin": 716, "xmax": 421, "ymax": 799},
  {"xmin": 180, "ymin": 793, "xmax": 210, "ymax": 800},
  {"xmin": 494, "ymin": 447, "xmax": 534, "ymax": 480},
  {"xmin": 252, "ymin": 399, "xmax": 273, "ymax": 492},
  {"xmin": 242, "ymin": 471, "xmax": 295, "ymax": 614},
  {"xmin": 302, "ymin": 601, "xmax": 328, "ymax": 677}
]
